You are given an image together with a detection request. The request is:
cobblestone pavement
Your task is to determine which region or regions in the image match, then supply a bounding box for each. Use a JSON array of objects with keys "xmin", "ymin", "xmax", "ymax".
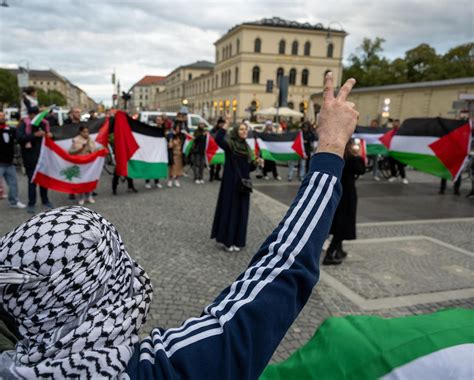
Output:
[{"xmin": 1, "ymin": 167, "xmax": 473, "ymax": 364}]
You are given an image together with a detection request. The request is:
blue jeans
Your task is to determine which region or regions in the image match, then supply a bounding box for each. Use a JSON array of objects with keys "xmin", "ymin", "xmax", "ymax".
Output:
[
  {"xmin": 25, "ymin": 166, "xmax": 49, "ymax": 207},
  {"xmin": 288, "ymin": 160, "xmax": 306, "ymax": 180},
  {"xmin": 370, "ymin": 155, "xmax": 379, "ymax": 177},
  {"xmin": 0, "ymin": 164, "xmax": 19, "ymax": 205}
]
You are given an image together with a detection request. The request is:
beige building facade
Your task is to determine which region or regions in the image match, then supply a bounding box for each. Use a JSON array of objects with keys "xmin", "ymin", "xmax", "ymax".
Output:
[
  {"xmin": 146, "ymin": 17, "xmax": 346, "ymax": 121},
  {"xmin": 311, "ymin": 77, "xmax": 474, "ymax": 125},
  {"xmin": 129, "ymin": 75, "xmax": 166, "ymax": 111}
]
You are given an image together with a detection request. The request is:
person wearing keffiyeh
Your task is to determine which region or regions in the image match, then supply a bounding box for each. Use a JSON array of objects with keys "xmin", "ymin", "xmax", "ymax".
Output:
[{"xmin": 0, "ymin": 73, "xmax": 359, "ymax": 380}]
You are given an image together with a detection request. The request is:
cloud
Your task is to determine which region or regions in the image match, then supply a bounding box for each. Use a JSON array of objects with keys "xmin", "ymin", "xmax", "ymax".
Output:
[{"xmin": 0, "ymin": 0, "xmax": 471, "ymax": 104}]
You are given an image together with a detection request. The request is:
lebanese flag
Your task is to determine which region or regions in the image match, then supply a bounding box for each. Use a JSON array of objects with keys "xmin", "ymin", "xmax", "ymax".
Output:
[
  {"xmin": 389, "ymin": 118, "xmax": 471, "ymax": 180},
  {"xmin": 114, "ymin": 111, "xmax": 168, "ymax": 179},
  {"xmin": 261, "ymin": 308, "xmax": 474, "ymax": 380},
  {"xmin": 256, "ymin": 131, "xmax": 306, "ymax": 161},
  {"xmin": 33, "ymin": 137, "xmax": 108, "ymax": 194}
]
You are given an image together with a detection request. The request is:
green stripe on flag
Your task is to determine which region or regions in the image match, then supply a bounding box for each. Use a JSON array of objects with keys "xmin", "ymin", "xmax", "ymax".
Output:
[
  {"xmin": 260, "ymin": 308, "xmax": 474, "ymax": 380},
  {"xmin": 210, "ymin": 152, "xmax": 225, "ymax": 165},
  {"xmin": 32, "ymin": 109, "xmax": 50, "ymax": 127},
  {"xmin": 260, "ymin": 149, "xmax": 300, "ymax": 162},
  {"xmin": 389, "ymin": 151, "xmax": 452, "ymax": 180},
  {"xmin": 367, "ymin": 144, "xmax": 389, "ymax": 156},
  {"xmin": 127, "ymin": 160, "xmax": 168, "ymax": 179}
]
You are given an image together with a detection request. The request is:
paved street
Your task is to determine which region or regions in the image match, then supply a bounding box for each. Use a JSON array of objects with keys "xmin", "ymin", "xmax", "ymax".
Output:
[{"xmin": 1, "ymin": 166, "xmax": 474, "ymax": 363}]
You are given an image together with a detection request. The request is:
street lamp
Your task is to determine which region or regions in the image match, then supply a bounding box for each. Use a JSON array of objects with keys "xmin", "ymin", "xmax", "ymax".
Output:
[{"xmin": 326, "ymin": 21, "xmax": 344, "ymax": 44}]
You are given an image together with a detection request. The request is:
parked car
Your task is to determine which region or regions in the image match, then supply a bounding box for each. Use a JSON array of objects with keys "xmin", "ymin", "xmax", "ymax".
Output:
[{"xmin": 138, "ymin": 111, "xmax": 212, "ymax": 132}]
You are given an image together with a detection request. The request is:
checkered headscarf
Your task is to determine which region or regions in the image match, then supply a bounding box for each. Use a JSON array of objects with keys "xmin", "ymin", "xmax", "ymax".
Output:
[{"xmin": 0, "ymin": 206, "xmax": 153, "ymax": 379}]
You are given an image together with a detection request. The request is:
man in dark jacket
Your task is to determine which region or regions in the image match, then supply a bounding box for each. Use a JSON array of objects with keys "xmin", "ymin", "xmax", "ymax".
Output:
[
  {"xmin": 0, "ymin": 112, "xmax": 26, "ymax": 209},
  {"xmin": 209, "ymin": 118, "xmax": 225, "ymax": 181},
  {"xmin": 16, "ymin": 110, "xmax": 54, "ymax": 213}
]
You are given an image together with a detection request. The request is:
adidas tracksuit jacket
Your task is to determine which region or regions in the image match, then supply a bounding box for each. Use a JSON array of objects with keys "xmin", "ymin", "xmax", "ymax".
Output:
[{"xmin": 125, "ymin": 152, "xmax": 344, "ymax": 380}]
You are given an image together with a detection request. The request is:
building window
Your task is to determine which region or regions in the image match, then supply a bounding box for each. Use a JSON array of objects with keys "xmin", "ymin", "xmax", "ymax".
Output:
[
  {"xmin": 276, "ymin": 67, "xmax": 284, "ymax": 85},
  {"xmin": 33, "ymin": 81, "xmax": 37, "ymax": 85},
  {"xmin": 252, "ymin": 66, "xmax": 260, "ymax": 84},
  {"xmin": 254, "ymin": 38, "xmax": 261, "ymax": 53},
  {"xmin": 140, "ymin": 102, "xmax": 143, "ymax": 107},
  {"xmin": 304, "ymin": 41, "xmax": 311, "ymax": 56},
  {"xmin": 291, "ymin": 40, "xmax": 298, "ymax": 55},
  {"xmin": 221, "ymin": 72, "xmax": 224, "ymax": 87},
  {"xmin": 279, "ymin": 39, "xmax": 286, "ymax": 54},
  {"xmin": 327, "ymin": 43, "xmax": 334, "ymax": 58},
  {"xmin": 188, "ymin": 73, "xmax": 192, "ymax": 81},
  {"xmin": 215, "ymin": 74, "xmax": 218, "ymax": 88},
  {"xmin": 299, "ymin": 102, "xmax": 305, "ymax": 114},
  {"xmin": 139, "ymin": 95, "xmax": 142, "ymax": 100},
  {"xmin": 237, "ymin": 39, "xmax": 240, "ymax": 53},
  {"xmin": 288, "ymin": 102, "xmax": 294, "ymax": 109},
  {"xmin": 216, "ymin": 51, "xmax": 219, "ymax": 62},
  {"xmin": 222, "ymin": 47, "xmax": 225, "ymax": 60},
  {"xmin": 145, "ymin": 95, "xmax": 148, "ymax": 100},
  {"xmin": 235, "ymin": 67, "xmax": 238, "ymax": 85},
  {"xmin": 301, "ymin": 69, "xmax": 309, "ymax": 86},
  {"xmin": 289, "ymin": 68, "xmax": 297, "ymax": 85},
  {"xmin": 229, "ymin": 44, "xmax": 232, "ymax": 57}
]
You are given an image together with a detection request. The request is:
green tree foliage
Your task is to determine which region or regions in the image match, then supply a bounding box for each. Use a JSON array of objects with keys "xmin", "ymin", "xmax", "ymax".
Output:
[
  {"xmin": 342, "ymin": 39, "xmax": 474, "ymax": 87},
  {"xmin": 37, "ymin": 89, "xmax": 67, "ymax": 107},
  {"xmin": 0, "ymin": 69, "xmax": 20, "ymax": 106}
]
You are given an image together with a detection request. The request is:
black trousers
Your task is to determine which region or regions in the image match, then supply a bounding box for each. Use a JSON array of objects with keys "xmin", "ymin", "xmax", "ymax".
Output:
[
  {"xmin": 263, "ymin": 160, "xmax": 278, "ymax": 178},
  {"xmin": 112, "ymin": 173, "xmax": 135, "ymax": 191},
  {"xmin": 210, "ymin": 164, "xmax": 221, "ymax": 180},
  {"xmin": 389, "ymin": 157, "xmax": 406, "ymax": 178},
  {"xmin": 26, "ymin": 166, "xmax": 49, "ymax": 206},
  {"xmin": 440, "ymin": 177, "xmax": 461, "ymax": 193},
  {"xmin": 328, "ymin": 235, "xmax": 343, "ymax": 253}
]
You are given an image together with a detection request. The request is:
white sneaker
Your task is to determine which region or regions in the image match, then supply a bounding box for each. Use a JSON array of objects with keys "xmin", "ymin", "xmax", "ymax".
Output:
[
  {"xmin": 78, "ymin": 199, "xmax": 85, "ymax": 206},
  {"xmin": 225, "ymin": 246, "xmax": 234, "ymax": 252},
  {"xmin": 264, "ymin": 176, "xmax": 270, "ymax": 180},
  {"xmin": 10, "ymin": 201, "xmax": 26, "ymax": 209},
  {"xmin": 199, "ymin": 180, "xmax": 205, "ymax": 184},
  {"xmin": 145, "ymin": 183, "xmax": 152, "ymax": 189},
  {"xmin": 402, "ymin": 178, "xmax": 409, "ymax": 185},
  {"xmin": 156, "ymin": 183, "xmax": 163, "ymax": 189},
  {"xmin": 174, "ymin": 180, "xmax": 181, "ymax": 188},
  {"xmin": 232, "ymin": 245, "xmax": 241, "ymax": 252},
  {"xmin": 87, "ymin": 196, "xmax": 95, "ymax": 204},
  {"xmin": 195, "ymin": 179, "xmax": 200, "ymax": 184},
  {"xmin": 388, "ymin": 177, "xmax": 397, "ymax": 183},
  {"xmin": 276, "ymin": 176, "xmax": 282, "ymax": 181},
  {"xmin": 374, "ymin": 176, "xmax": 381, "ymax": 182},
  {"xmin": 167, "ymin": 180, "xmax": 173, "ymax": 188}
]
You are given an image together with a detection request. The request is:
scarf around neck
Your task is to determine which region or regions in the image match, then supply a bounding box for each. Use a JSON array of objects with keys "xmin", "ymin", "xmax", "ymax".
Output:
[
  {"xmin": 227, "ymin": 125, "xmax": 252, "ymax": 162},
  {"xmin": 0, "ymin": 206, "xmax": 153, "ymax": 379}
]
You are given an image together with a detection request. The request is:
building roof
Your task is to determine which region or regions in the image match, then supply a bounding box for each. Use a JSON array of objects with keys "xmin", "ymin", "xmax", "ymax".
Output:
[
  {"xmin": 182, "ymin": 60, "xmax": 214, "ymax": 70},
  {"xmin": 224, "ymin": 17, "xmax": 345, "ymax": 36},
  {"xmin": 133, "ymin": 75, "xmax": 166, "ymax": 87},
  {"xmin": 312, "ymin": 77, "xmax": 474, "ymax": 97},
  {"xmin": 3, "ymin": 68, "xmax": 63, "ymax": 81}
]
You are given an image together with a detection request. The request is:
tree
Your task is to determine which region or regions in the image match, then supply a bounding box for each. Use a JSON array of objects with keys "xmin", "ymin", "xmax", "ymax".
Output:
[
  {"xmin": 442, "ymin": 43, "xmax": 474, "ymax": 78},
  {"xmin": 0, "ymin": 69, "xmax": 20, "ymax": 107},
  {"xmin": 37, "ymin": 89, "xmax": 67, "ymax": 107},
  {"xmin": 404, "ymin": 43, "xmax": 442, "ymax": 82}
]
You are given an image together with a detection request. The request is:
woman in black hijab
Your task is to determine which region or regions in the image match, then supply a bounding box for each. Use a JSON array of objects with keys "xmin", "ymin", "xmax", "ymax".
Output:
[{"xmin": 211, "ymin": 117, "xmax": 263, "ymax": 252}]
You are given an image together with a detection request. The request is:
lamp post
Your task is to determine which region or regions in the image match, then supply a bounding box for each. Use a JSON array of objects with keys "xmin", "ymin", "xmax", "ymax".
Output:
[{"xmin": 326, "ymin": 21, "xmax": 345, "ymax": 87}]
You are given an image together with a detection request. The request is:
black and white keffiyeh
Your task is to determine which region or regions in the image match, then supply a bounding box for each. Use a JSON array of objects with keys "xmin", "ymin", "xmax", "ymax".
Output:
[{"xmin": 0, "ymin": 206, "xmax": 153, "ymax": 379}]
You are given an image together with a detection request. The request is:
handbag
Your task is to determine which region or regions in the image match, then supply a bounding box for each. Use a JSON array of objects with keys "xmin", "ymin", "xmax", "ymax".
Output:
[{"xmin": 232, "ymin": 155, "xmax": 253, "ymax": 193}]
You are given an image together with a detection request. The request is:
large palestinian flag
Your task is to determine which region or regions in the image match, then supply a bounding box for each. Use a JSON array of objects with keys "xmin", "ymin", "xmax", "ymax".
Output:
[
  {"xmin": 260, "ymin": 308, "xmax": 474, "ymax": 380},
  {"xmin": 385, "ymin": 118, "xmax": 472, "ymax": 180},
  {"xmin": 114, "ymin": 111, "xmax": 168, "ymax": 179},
  {"xmin": 33, "ymin": 137, "xmax": 108, "ymax": 194},
  {"xmin": 206, "ymin": 131, "xmax": 257, "ymax": 165},
  {"xmin": 255, "ymin": 131, "xmax": 306, "ymax": 161},
  {"xmin": 51, "ymin": 117, "xmax": 110, "ymax": 151},
  {"xmin": 353, "ymin": 126, "xmax": 390, "ymax": 155}
]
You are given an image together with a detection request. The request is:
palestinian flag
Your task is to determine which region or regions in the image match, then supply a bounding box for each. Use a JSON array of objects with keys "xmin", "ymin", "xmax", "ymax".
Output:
[
  {"xmin": 183, "ymin": 132, "xmax": 194, "ymax": 156},
  {"xmin": 207, "ymin": 131, "xmax": 257, "ymax": 165},
  {"xmin": 260, "ymin": 308, "xmax": 474, "ymax": 380},
  {"xmin": 114, "ymin": 111, "xmax": 168, "ymax": 179},
  {"xmin": 33, "ymin": 137, "xmax": 108, "ymax": 194},
  {"xmin": 353, "ymin": 126, "xmax": 390, "ymax": 155},
  {"xmin": 255, "ymin": 131, "xmax": 306, "ymax": 161},
  {"xmin": 385, "ymin": 118, "xmax": 472, "ymax": 180},
  {"xmin": 31, "ymin": 106, "xmax": 54, "ymax": 127},
  {"xmin": 51, "ymin": 117, "xmax": 110, "ymax": 151}
]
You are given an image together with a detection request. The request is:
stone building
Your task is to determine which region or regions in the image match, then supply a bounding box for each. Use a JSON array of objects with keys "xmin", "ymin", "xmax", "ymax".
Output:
[
  {"xmin": 311, "ymin": 77, "xmax": 474, "ymax": 125},
  {"xmin": 129, "ymin": 75, "xmax": 166, "ymax": 112},
  {"xmin": 144, "ymin": 17, "xmax": 346, "ymax": 120}
]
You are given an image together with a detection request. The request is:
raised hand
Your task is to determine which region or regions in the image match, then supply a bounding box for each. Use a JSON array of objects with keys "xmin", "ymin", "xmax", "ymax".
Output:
[{"xmin": 316, "ymin": 72, "xmax": 358, "ymax": 158}]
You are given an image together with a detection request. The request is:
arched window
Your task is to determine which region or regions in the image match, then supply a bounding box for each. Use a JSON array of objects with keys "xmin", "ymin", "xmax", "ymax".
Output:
[
  {"xmin": 221, "ymin": 71, "xmax": 225, "ymax": 87},
  {"xmin": 237, "ymin": 39, "xmax": 240, "ymax": 54},
  {"xmin": 327, "ymin": 43, "xmax": 334, "ymax": 58},
  {"xmin": 216, "ymin": 51, "xmax": 219, "ymax": 62},
  {"xmin": 235, "ymin": 67, "xmax": 238, "ymax": 84},
  {"xmin": 279, "ymin": 39, "xmax": 286, "ymax": 54},
  {"xmin": 289, "ymin": 68, "xmax": 297, "ymax": 85},
  {"xmin": 301, "ymin": 69, "xmax": 309, "ymax": 86},
  {"xmin": 291, "ymin": 40, "xmax": 298, "ymax": 55},
  {"xmin": 252, "ymin": 66, "xmax": 260, "ymax": 84},
  {"xmin": 215, "ymin": 74, "xmax": 218, "ymax": 88},
  {"xmin": 229, "ymin": 44, "xmax": 232, "ymax": 57},
  {"xmin": 288, "ymin": 102, "xmax": 294, "ymax": 109},
  {"xmin": 222, "ymin": 47, "xmax": 225, "ymax": 60},
  {"xmin": 254, "ymin": 38, "xmax": 261, "ymax": 53},
  {"xmin": 304, "ymin": 41, "xmax": 311, "ymax": 56},
  {"xmin": 299, "ymin": 102, "xmax": 305, "ymax": 114},
  {"xmin": 228, "ymin": 70, "xmax": 231, "ymax": 86},
  {"xmin": 276, "ymin": 67, "xmax": 284, "ymax": 85}
]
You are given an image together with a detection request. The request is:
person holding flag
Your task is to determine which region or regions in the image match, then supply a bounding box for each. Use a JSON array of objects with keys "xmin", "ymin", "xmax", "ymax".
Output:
[
  {"xmin": 209, "ymin": 118, "xmax": 225, "ymax": 181},
  {"xmin": 17, "ymin": 109, "xmax": 54, "ymax": 214},
  {"xmin": 167, "ymin": 124, "xmax": 186, "ymax": 188},
  {"xmin": 145, "ymin": 115, "xmax": 166, "ymax": 189},
  {"xmin": 191, "ymin": 123, "xmax": 207, "ymax": 184}
]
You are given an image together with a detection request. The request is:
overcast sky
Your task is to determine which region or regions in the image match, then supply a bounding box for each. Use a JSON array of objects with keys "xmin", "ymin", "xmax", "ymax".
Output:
[{"xmin": 0, "ymin": 0, "xmax": 472, "ymax": 105}]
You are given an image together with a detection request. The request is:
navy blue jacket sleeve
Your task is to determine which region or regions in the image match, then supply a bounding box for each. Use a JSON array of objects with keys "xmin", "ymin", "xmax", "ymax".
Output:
[{"xmin": 125, "ymin": 152, "xmax": 344, "ymax": 380}]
